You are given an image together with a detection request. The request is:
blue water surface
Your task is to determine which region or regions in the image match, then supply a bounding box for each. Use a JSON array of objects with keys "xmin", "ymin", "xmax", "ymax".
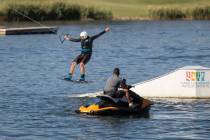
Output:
[{"xmin": 0, "ymin": 20, "xmax": 210, "ymax": 140}]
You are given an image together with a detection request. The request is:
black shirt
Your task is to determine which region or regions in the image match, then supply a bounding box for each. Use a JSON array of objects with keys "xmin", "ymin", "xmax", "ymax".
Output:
[{"xmin": 69, "ymin": 30, "xmax": 106, "ymax": 54}]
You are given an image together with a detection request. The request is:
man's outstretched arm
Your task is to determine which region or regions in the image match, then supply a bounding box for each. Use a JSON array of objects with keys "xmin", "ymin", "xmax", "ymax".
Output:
[
  {"xmin": 92, "ymin": 27, "xmax": 110, "ymax": 40},
  {"xmin": 64, "ymin": 35, "xmax": 81, "ymax": 42}
]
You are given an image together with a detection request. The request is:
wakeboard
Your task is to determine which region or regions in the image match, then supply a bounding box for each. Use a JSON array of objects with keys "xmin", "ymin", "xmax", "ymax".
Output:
[{"xmin": 62, "ymin": 77, "xmax": 89, "ymax": 84}]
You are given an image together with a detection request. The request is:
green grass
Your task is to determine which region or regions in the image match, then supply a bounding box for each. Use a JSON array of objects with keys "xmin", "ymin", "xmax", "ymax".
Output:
[{"xmin": 1, "ymin": 0, "xmax": 210, "ymax": 20}]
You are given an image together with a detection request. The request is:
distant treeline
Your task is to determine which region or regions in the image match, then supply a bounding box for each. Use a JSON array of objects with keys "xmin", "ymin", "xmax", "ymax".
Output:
[
  {"xmin": 150, "ymin": 6, "xmax": 210, "ymax": 20},
  {"xmin": 6, "ymin": 2, "xmax": 113, "ymax": 21}
]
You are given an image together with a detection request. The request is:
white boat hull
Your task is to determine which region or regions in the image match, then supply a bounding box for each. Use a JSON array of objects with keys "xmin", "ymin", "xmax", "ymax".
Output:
[{"xmin": 131, "ymin": 66, "xmax": 210, "ymax": 98}]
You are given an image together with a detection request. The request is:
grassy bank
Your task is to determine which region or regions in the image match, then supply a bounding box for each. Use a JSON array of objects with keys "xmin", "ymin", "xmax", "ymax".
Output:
[
  {"xmin": 5, "ymin": 3, "xmax": 112, "ymax": 21},
  {"xmin": 0, "ymin": 0, "xmax": 210, "ymax": 21},
  {"xmin": 150, "ymin": 6, "xmax": 210, "ymax": 20}
]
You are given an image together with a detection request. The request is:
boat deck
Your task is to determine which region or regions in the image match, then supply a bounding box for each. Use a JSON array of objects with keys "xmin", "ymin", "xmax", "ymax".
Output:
[{"xmin": 0, "ymin": 26, "xmax": 57, "ymax": 35}]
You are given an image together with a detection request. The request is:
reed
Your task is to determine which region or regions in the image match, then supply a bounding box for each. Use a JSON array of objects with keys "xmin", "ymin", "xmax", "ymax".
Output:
[
  {"xmin": 0, "ymin": 11, "xmax": 5, "ymax": 21},
  {"xmin": 190, "ymin": 6, "xmax": 210, "ymax": 20},
  {"xmin": 7, "ymin": 5, "xmax": 47, "ymax": 21},
  {"xmin": 2, "ymin": 0, "xmax": 210, "ymax": 21},
  {"xmin": 0, "ymin": 11, "xmax": 4, "ymax": 16},
  {"xmin": 150, "ymin": 6, "xmax": 210, "ymax": 20},
  {"xmin": 5, "ymin": 2, "xmax": 112, "ymax": 21},
  {"xmin": 85, "ymin": 7, "xmax": 113, "ymax": 20},
  {"xmin": 149, "ymin": 8, "xmax": 186, "ymax": 20},
  {"xmin": 47, "ymin": 3, "xmax": 82, "ymax": 20}
]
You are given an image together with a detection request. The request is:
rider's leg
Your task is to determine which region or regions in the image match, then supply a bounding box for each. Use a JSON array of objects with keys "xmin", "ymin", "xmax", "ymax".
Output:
[
  {"xmin": 79, "ymin": 62, "xmax": 85, "ymax": 81},
  {"xmin": 69, "ymin": 62, "xmax": 77, "ymax": 75},
  {"xmin": 78, "ymin": 54, "xmax": 91, "ymax": 81},
  {"xmin": 65, "ymin": 54, "xmax": 82, "ymax": 80},
  {"xmin": 65, "ymin": 62, "xmax": 77, "ymax": 80}
]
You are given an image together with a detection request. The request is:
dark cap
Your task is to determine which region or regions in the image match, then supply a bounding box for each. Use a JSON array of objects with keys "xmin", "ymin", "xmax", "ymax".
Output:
[{"xmin": 113, "ymin": 68, "xmax": 120, "ymax": 76}]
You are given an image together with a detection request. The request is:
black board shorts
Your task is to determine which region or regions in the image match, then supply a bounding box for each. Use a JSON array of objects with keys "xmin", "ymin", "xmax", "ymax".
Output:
[{"xmin": 73, "ymin": 53, "xmax": 91, "ymax": 65}]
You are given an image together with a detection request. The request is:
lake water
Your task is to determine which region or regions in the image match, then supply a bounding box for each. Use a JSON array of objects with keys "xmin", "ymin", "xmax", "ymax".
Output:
[{"xmin": 0, "ymin": 20, "xmax": 210, "ymax": 140}]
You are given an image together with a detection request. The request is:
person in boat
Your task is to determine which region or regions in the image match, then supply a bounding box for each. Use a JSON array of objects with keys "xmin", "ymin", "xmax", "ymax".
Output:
[
  {"xmin": 103, "ymin": 68, "xmax": 134, "ymax": 107},
  {"xmin": 63, "ymin": 27, "xmax": 110, "ymax": 81}
]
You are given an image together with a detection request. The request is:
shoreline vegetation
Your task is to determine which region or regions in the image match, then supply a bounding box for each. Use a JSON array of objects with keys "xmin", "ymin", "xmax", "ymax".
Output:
[
  {"xmin": 150, "ymin": 7, "xmax": 210, "ymax": 20},
  {"xmin": 0, "ymin": 1, "xmax": 210, "ymax": 22},
  {"xmin": 5, "ymin": 3, "xmax": 113, "ymax": 22}
]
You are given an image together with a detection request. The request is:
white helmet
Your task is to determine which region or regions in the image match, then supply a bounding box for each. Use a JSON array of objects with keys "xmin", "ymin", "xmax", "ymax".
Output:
[{"xmin": 80, "ymin": 31, "xmax": 88, "ymax": 39}]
